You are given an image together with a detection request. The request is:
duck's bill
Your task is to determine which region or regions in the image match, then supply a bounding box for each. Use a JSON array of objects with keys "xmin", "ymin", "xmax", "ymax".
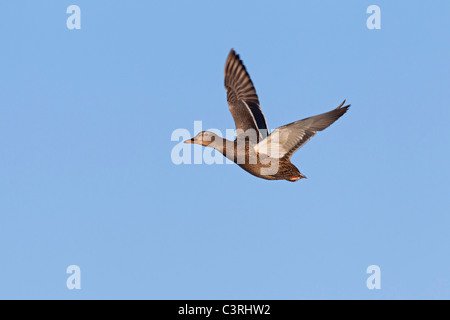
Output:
[{"xmin": 184, "ymin": 138, "xmax": 195, "ymax": 144}]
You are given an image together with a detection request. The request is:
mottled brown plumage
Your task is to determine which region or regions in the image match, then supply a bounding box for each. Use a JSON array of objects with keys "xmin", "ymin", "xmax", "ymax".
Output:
[{"xmin": 185, "ymin": 49, "xmax": 350, "ymax": 182}]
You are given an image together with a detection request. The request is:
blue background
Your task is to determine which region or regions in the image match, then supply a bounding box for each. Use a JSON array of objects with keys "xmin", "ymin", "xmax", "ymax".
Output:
[{"xmin": 0, "ymin": 1, "xmax": 449, "ymax": 299}]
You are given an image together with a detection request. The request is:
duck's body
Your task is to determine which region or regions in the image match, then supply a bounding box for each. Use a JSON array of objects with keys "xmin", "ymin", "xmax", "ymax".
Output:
[
  {"xmin": 202, "ymin": 136, "xmax": 303, "ymax": 181},
  {"xmin": 185, "ymin": 50, "xmax": 350, "ymax": 182}
]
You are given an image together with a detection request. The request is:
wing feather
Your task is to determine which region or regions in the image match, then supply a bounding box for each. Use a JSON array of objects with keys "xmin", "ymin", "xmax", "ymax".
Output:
[
  {"xmin": 225, "ymin": 50, "xmax": 269, "ymax": 139},
  {"xmin": 255, "ymin": 103, "xmax": 350, "ymax": 159}
]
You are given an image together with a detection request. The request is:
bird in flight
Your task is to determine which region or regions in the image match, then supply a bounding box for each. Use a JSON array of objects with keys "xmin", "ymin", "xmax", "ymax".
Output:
[{"xmin": 185, "ymin": 49, "xmax": 350, "ymax": 182}]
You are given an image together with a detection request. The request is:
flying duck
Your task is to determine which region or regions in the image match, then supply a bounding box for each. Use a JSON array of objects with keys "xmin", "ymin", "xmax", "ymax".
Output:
[{"xmin": 185, "ymin": 49, "xmax": 350, "ymax": 182}]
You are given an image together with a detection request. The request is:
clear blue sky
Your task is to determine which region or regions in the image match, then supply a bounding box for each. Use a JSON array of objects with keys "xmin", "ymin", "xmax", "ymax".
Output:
[{"xmin": 1, "ymin": 1, "xmax": 449, "ymax": 299}]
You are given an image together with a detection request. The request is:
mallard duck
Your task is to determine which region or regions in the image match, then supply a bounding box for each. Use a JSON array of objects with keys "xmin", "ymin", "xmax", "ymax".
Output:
[{"xmin": 185, "ymin": 49, "xmax": 350, "ymax": 182}]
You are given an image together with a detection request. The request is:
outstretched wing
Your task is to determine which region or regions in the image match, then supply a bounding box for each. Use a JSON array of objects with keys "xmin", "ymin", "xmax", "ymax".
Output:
[
  {"xmin": 225, "ymin": 49, "xmax": 269, "ymax": 139},
  {"xmin": 255, "ymin": 102, "xmax": 350, "ymax": 159}
]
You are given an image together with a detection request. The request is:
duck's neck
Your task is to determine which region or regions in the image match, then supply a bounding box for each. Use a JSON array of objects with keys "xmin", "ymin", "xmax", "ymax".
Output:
[{"xmin": 209, "ymin": 137, "xmax": 234, "ymax": 160}]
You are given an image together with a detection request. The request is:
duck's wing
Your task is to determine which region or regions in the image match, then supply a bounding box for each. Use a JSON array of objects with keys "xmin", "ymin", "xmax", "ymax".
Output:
[
  {"xmin": 225, "ymin": 49, "xmax": 269, "ymax": 139},
  {"xmin": 255, "ymin": 101, "xmax": 350, "ymax": 159}
]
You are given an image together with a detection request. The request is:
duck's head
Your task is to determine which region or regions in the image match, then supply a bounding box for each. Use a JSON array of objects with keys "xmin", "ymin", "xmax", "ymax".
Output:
[{"xmin": 184, "ymin": 131, "xmax": 217, "ymax": 147}]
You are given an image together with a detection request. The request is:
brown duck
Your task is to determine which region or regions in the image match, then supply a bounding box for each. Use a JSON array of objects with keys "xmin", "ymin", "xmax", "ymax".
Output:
[{"xmin": 185, "ymin": 49, "xmax": 350, "ymax": 182}]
